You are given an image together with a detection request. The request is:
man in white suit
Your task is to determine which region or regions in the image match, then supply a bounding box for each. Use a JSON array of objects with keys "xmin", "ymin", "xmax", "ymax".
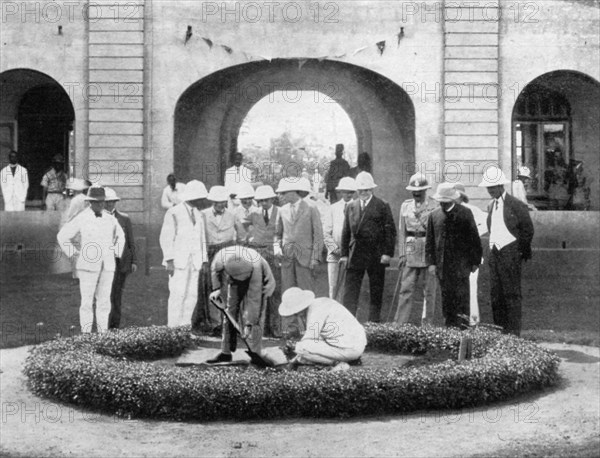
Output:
[
  {"xmin": 323, "ymin": 177, "xmax": 356, "ymax": 299},
  {"xmin": 1, "ymin": 151, "xmax": 29, "ymax": 211},
  {"xmin": 57, "ymin": 187, "xmax": 125, "ymax": 333},
  {"xmin": 159, "ymin": 180, "xmax": 209, "ymax": 327}
]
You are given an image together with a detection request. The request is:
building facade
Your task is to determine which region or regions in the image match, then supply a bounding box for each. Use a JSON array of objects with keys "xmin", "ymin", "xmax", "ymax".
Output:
[{"xmin": 1, "ymin": 0, "xmax": 598, "ymax": 267}]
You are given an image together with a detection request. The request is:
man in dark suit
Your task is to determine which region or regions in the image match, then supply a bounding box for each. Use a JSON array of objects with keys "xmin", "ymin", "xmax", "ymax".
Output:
[
  {"xmin": 479, "ymin": 166, "xmax": 534, "ymax": 336},
  {"xmin": 425, "ymin": 183, "xmax": 482, "ymax": 328},
  {"xmin": 340, "ymin": 172, "xmax": 396, "ymax": 322},
  {"xmin": 104, "ymin": 188, "xmax": 138, "ymax": 329}
]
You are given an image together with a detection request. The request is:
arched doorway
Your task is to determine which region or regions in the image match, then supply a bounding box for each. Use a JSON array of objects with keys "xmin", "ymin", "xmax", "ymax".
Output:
[
  {"xmin": 512, "ymin": 70, "xmax": 600, "ymax": 211},
  {"xmin": 0, "ymin": 69, "xmax": 75, "ymax": 208},
  {"xmin": 174, "ymin": 59, "xmax": 415, "ymax": 211}
]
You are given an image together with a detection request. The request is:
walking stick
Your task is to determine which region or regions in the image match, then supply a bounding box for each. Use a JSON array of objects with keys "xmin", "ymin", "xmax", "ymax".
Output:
[{"xmin": 386, "ymin": 261, "xmax": 404, "ymax": 322}]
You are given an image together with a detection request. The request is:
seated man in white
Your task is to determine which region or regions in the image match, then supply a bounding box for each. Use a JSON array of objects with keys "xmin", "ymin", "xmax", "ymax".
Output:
[{"xmin": 279, "ymin": 287, "xmax": 367, "ymax": 371}]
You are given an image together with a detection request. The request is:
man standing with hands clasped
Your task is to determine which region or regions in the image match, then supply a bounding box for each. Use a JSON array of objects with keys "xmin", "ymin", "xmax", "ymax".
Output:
[
  {"xmin": 478, "ymin": 166, "xmax": 534, "ymax": 336},
  {"xmin": 340, "ymin": 172, "xmax": 396, "ymax": 322},
  {"xmin": 425, "ymin": 183, "xmax": 482, "ymax": 328}
]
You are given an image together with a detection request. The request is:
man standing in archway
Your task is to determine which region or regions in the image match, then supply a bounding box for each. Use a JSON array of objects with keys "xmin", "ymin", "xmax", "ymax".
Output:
[
  {"xmin": 1, "ymin": 150, "xmax": 29, "ymax": 211},
  {"xmin": 41, "ymin": 154, "xmax": 67, "ymax": 211},
  {"xmin": 324, "ymin": 144, "xmax": 351, "ymax": 204},
  {"xmin": 224, "ymin": 152, "xmax": 254, "ymax": 201}
]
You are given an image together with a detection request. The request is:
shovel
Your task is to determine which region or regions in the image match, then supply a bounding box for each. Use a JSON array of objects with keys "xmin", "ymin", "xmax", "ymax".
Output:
[{"xmin": 209, "ymin": 294, "xmax": 271, "ymax": 368}]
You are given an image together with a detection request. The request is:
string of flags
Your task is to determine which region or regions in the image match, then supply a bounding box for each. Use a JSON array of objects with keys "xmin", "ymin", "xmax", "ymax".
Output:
[{"xmin": 184, "ymin": 26, "xmax": 405, "ymax": 62}]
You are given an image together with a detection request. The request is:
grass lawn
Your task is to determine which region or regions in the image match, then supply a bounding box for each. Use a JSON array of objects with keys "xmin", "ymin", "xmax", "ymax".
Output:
[{"xmin": 1, "ymin": 253, "xmax": 598, "ymax": 349}]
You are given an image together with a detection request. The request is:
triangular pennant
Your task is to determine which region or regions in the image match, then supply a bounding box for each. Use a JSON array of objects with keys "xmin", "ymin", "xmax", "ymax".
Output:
[
  {"xmin": 334, "ymin": 53, "xmax": 347, "ymax": 59},
  {"xmin": 258, "ymin": 55, "xmax": 272, "ymax": 62},
  {"xmin": 298, "ymin": 59, "xmax": 308, "ymax": 70},
  {"xmin": 376, "ymin": 40, "xmax": 386, "ymax": 56},
  {"xmin": 221, "ymin": 45, "xmax": 233, "ymax": 54},
  {"xmin": 317, "ymin": 56, "xmax": 328, "ymax": 62},
  {"xmin": 397, "ymin": 27, "xmax": 405, "ymax": 47},
  {"xmin": 352, "ymin": 46, "xmax": 368, "ymax": 56},
  {"xmin": 201, "ymin": 37, "xmax": 213, "ymax": 49}
]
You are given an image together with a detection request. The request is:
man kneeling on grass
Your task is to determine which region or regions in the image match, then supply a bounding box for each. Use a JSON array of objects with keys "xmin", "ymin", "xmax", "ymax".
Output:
[{"xmin": 279, "ymin": 287, "xmax": 367, "ymax": 372}]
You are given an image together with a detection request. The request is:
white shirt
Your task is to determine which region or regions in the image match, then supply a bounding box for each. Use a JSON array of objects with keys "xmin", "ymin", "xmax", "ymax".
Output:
[
  {"xmin": 1, "ymin": 164, "xmax": 29, "ymax": 208},
  {"xmin": 161, "ymin": 183, "xmax": 186, "ymax": 209},
  {"xmin": 489, "ymin": 192, "xmax": 516, "ymax": 250},
  {"xmin": 57, "ymin": 207, "xmax": 125, "ymax": 272}
]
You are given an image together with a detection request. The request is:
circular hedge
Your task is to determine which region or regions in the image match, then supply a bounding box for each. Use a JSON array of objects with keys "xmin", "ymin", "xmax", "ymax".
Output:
[{"xmin": 24, "ymin": 324, "xmax": 560, "ymax": 421}]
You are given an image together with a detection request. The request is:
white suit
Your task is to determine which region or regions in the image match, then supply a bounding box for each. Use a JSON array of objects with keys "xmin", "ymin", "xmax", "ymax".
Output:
[
  {"xmin": 159, "ymin": 202, "xmax": 208, "ymax": 327},
  {"xmin": 1, "ymin": 164, "xmax": 29, "ymax": 211},
  {"xmin": 57, "ymin": 207, "xmax": 125, "ymax": 332},
  {"xmin": 323, "ymin": 198, "xmax": 348, "ymax": 298}
]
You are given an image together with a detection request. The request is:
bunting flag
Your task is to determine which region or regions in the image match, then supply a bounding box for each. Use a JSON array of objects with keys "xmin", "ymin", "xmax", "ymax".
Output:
[
  {"xmin": 192, "ymin": 27, "xmax": 407, "ymax": 63},
  {"xmin": 397, "ymin": 27, "xmax": 405, "ymax": 47}
]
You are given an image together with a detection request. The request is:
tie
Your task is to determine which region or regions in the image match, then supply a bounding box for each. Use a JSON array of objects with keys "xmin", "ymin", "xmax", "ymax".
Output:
[
  {"xmin": 495, "ymin": 199, "xmax": 499, "ymax": 211},
  {"xmin": 189, "ymin": 208, "xmax": 196, "ymax": 225},
  {"xmin": 94, "ymin": 212, "xmax": 102, "ymax": 218},
  {"xmin": 360, "ymin": 201, "xmax": 365, "ymax": 218},
  {"xmin": 263, "ymin": 208, "xmax": 269, "ymax": 225}
]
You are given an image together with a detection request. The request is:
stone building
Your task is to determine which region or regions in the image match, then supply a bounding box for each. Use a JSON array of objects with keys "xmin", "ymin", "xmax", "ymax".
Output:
[{"xmin": 1, "ymin": 0, "xmax": 598, "ymax": 269}]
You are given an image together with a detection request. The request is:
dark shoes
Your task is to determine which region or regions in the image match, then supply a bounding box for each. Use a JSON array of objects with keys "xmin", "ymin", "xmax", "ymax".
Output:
[
  {"xmin": 206, "ymin": 353, "xmax": 232, "ymax": 364},
  {"xmin": 348, "ymin": 358, "xmax": 362, "ymax": 366}
]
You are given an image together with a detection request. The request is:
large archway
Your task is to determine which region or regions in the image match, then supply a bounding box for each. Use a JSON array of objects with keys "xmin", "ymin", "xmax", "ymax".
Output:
[
  {"xmin": 174, "ymin": 59, "xmax": 415, "ymax": 210},
  {"xmin": 511, "ymin": 70, "xmax": 600, "ymax": 211},
  {"xmin": 0, "ymin": 69, "xmax": 75, "ymax": 207}
]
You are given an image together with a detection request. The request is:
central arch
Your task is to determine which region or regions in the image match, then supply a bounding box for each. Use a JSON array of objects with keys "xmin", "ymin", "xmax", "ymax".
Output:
[{"xmin": 174, "ymin": 59, "xmax": 415, "ymax": 209}]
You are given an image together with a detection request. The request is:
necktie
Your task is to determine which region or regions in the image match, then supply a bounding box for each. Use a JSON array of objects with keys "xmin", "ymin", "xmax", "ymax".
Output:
[
  {"xmin": 189, "ymin": 208, "xmax": 196, "ymax": 225},
  {"xmin": 360, "ymin": 201, "xmax": 365, "ymax": 218},
  {"xmin": 495, "ymin": 199, "xmax": 499, "ymax": 211},
  {"xmin": 263, "ymin": 208, "xmax": 269, "ymax": 225},
  {"xmin": 94, "ymin": 212, "xmax": 102, "ymax": 218}
]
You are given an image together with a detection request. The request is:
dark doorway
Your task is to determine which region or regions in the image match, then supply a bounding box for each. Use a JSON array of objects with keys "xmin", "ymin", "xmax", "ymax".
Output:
[{"xmin": 17, "ymin": 84, "xmax": 74, "ymax": 204}]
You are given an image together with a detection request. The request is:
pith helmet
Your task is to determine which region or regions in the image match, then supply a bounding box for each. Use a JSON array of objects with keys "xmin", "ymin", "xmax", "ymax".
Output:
[
  {"xmin": 406, "ymin": 173, "xmax": 431, "ymax": 191},
  {"xmin": 104, "ymin": 187, "xmax": 120, "ymax": 201},
  {"xmin": 355, "ymin": 172, "xmax": 377, "ymax": 190},
  {"xmin": 278, "ymin": 287, "xmax": 315, "ymax": 317},
  {"xmin": 478, "ymin": 166, "xmax": 511, "ymax": 187},
  {"xmin": 254, "ymin": 185, "xmax": 277, "ymax": 200},
  {"xmin": 276, "ymin": 177, "xmax": 311, "ymax": 193},
  {"xmin": 336, "ymin": 177, "xmax": 357, "ymax": 192},
  {"xmin": 181, "ymin": 180, "xmax": 208, "ymax": 201},
  {"xmin": 234, "ymin": 182, "xmax": 255, "ymax": 199},
  {"xmin": 207, "ymin": 185, "xmax": 230, "ymax": 202},
  {"xmin": 518, "ymin": 166, "xmax": 531, "ymax": 179}
]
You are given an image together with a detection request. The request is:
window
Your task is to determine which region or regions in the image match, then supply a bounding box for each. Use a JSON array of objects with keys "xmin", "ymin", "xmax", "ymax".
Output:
[{"xmin": 513, "ymin": 85, "xmax": 571, "ymax": 210}]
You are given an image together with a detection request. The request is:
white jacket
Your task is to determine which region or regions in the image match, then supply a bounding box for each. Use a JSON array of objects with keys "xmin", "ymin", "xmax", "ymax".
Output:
[
  {"xmin": 160, "ymin": 202, "xmax": 208, "ymax": 269},
  {"xmin": 57, "ymin": 207, "xmax": 125, "ymax": 272},
  {"xmin": 324, "ymin": 199, "xmax": 348, "ymax": 262},
  {"xmin": 1, "ymin": 164, "xmax": 29, "ymax": 210}
]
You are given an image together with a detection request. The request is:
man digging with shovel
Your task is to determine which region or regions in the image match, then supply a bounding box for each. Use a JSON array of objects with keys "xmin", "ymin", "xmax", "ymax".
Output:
[{"xmin": 206, "ymin": 246, "xmax": 279, "ymax": 366}]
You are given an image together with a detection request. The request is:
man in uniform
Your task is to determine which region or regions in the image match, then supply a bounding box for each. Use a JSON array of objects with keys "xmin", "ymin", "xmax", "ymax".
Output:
[
  {"xmin": 104, "ymin": 188, "xmax": 138, "ymax": 329},
  {"xmin": 324, "ymin": 144, "xmax": 351, "ymax": 204},
  {"xmin": 1, "ymin": 150, "xmax": 29, "ymax": 211},
  {"xmin": 393, "ymin": 172, "xmax": 439, "ymax": 325},
  {"xmin": 57, "ymin": 187, "xmax": 125, "ymax": 333},
  {"xmin": 41, "ymin": 154, "xmax": 67, "ymax": 211},
  {"xmin": 479, "ymin": 166, "xmax": 534, "ymax": 336}
]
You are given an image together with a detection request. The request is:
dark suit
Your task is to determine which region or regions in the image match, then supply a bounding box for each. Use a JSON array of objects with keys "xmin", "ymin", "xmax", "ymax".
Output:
[
  {"xmin": 109, "ymin": 210, "xmax": 137, "ymax": 329},
  {"xmin": 341, "ymin": 196, "xmax": 396, "ymax": 321},
  {"xmin": 426, "ymin": 205, "xmax": 482, "ymax": 328},
  {"xmin": 486, "ymin": 193, "xmax": 534, "ymax": 336}
]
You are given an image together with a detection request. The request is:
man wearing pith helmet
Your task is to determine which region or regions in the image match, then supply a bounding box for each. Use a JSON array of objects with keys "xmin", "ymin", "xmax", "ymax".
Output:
[
  {"xmin": 279, "ymin": 287, "xmax": 366, "ymax": 371},
  {"xmin": 159, "ymin": 180, "xmax": 209, "ymax": 327},
  {"xmin": 340, "ymin": 171, "xmax": 396, "ymax": 322},
  {"xmin": 478, "ymin": 165, "xmax": 534, "ymax": 336},
  {"xmin": 393, "ymin": 172, "xmax": 439, "ymax": 326}
]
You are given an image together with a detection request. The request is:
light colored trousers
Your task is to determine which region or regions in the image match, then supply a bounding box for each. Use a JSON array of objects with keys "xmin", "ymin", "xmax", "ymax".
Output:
[
  {"xmin": 327, "ymin": 261, "xmax": 341, "ymax": 299},
  {"xmin": 3, "ymin": 196, "xmax": 25, "ymax": 211},
  {"xmin": 295, "ymin": 338, "xmax": 365, "ymax": 365},
  {"xmin": 394, "ymin": 266, "xmax": 438, "ymax": 325},
  {"xmin": 78, "ymin": 269, "xmax": 114, "ymax": 333},
  {"xmin": 168, "ymin": 261, "xmax": 200, "ymax": 327},
  {"xmin": 45, "ymin": 193, "xmax": 65, "ymax": 211}
]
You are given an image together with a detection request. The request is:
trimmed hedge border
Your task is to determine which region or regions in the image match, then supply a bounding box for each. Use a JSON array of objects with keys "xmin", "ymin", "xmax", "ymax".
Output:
[{"xmin": 23, "ymin": 324, "xmax": 560, "ymax": 421}]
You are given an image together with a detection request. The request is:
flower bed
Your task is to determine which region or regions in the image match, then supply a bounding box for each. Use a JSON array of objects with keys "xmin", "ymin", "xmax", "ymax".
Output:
[{"xmin": 24, "ymin": 324, "xmax": 560, "ymax": 421}]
